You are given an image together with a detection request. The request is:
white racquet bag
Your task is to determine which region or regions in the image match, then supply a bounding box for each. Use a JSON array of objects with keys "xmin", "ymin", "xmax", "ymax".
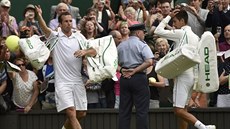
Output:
[
  {"xmin": 193, "ymin": 31, "xmax": 219, "ymax": 93},
  {"xmin": 155, "ymin": 44, "xmax": 201, "ymax": 79},
  {"xmin": 19, "ymin": 35, "xmax": 50, "ymax": 70},
  {"xmin": 155, "ymin": 32, "xmax": 201, "ymax": 79},
  {"xmin": 79, "ymin": 35, "xmax": 118, "ymax": 83}
]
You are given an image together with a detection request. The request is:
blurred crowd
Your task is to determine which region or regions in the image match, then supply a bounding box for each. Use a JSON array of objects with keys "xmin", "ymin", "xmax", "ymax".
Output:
[{"xmin": 0, "ymin": 0, "xmax": 230, "ymax": 113}]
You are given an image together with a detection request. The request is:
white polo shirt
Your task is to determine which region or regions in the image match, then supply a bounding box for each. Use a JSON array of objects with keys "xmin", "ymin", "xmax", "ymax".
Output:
[{"xmin": 48, "ymin": 30, "xmax": 87, "ymax": 86}]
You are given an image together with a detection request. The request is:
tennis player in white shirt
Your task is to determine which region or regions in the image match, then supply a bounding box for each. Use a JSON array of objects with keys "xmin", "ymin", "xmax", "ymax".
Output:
[{"xmin": 154, "ymin": 9, "xmax": 216, "ymax": 129}]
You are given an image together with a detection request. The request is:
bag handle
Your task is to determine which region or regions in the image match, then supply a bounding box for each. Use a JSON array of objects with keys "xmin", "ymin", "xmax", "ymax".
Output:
[
  {"xmin": 179, "ymin": 31, "xmax": 188, "ymax": 46},
  {"xmin": 46, "ymin": 35, "xmax": 59, "ymax": 51},
  {"xmin": 167, "ymin": 31, "xmax": 188, "ymax": 53},
  {"xmin": 78, "ymin": 39, "xmax": 100, "ymax": 68}
]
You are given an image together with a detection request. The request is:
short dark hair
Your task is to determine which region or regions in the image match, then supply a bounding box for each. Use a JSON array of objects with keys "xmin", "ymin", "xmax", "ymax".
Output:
[
  {"xmin": 58, "ymin": 11, "xmax": 72, "ymax": 23},
  {"xmin": 174, "ymin": 10, "xmax": 188, "ymax": 24},
  {"xmin": 86, "ymin": 8, "xmax": 98, "ymax": 16}
]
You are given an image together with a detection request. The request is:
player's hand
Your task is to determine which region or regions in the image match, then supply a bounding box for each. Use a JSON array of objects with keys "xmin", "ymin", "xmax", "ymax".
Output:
[
  {"xmin": 169, "ymin": 9, "xmax": 180, "ymax": 18},
  {"xmin": 74, "ymin": 50, "xmax": 87, "ymax": 58}
]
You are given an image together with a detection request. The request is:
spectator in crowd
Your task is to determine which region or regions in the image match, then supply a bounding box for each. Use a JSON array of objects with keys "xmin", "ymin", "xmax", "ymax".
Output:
[
  {"xmin": 80, "ymin": 12, "xmax": 106, "ymax": 39},
  {"xmin": 92, "ymin": 0, "xmax": 115, "ymax": 33},
  {"xmin": 8, "ymin": 58, "xmax": 39, "ymax": 113},
  {"xmin": 154, "ymin": 37, "xmax": 173, "ymax": 107},
  {"xmin": 217, "ymin": 56, "xmax": 230, "ymax": 107},
  {"xmin": 129, "ymin": 0, "xmax": 148, "ymax": 23},
  {"xmin": 109, "ymin": 30, "xmax": 122, "ymax": 109},
  {"xmin": 206, "ymin": 0, "xmax": 230, "ymax": 42},
  {"xmin": 49, "ymin": 2, "xmax": 77, "ymax": 31},
  {"xmin": 1, "ymin": 47, "xmax": 13, "ymax": 111},
  {"xmin": 147, "ymin": 39, "xmax": 166, "ymax": 108},
  {"xmin": 119, "ymin": 21, "xmax": 130, "ymax": 41},
  {"xmin": 50, "ymin": 0, "xmax": 81, "ymax": 23},
  {"xmin": 80, "ymin": 18, "xmax": 107, "ymax": 109},
  {"xmin": 119, "ymin": 6, "xmax": 139, "ymax": 26},
  {"xmin": 218, "ymin": 24, "xmax": 230, "ymax": 51},
  {"xmin": 180, "ymin": 0, "xmax": 209, "ymax": 38},
  {"xmin": 109, "ymin": 14, "xmax": 125, "ymax": 31},
  {"xmin": 109, "ymin": 30, "xmax": 122, "ymax": 46},
  {"xmin": 0, "ymin": 37, "xmax": 8, "ymax": 112},
  {"xmin": 145, "ymin": 2, "xmax": 160, "ymax": 33},
  {"xmin": 0, "ymin": 0, "xmax": 19, "ymax": 37},
  {"xmin": 82, "ymin": 57, "xmax": 107, "ymax": 109},
  {"xmin": 118, "ymin": 23, "xmax": 154, "ymax": 129},
  {"xmin": 154, "ymin": 9, "xmax": 216, "ymax": 129},
  {"xmin": 35, "ymin": 5, "xmax": 97, "ymax": 129},
  {"xmin": 122, "ymin": 0, "xmax": 145, "ymax": 5},
  {"xmin": 212, "ymin": 24, "xmax": 230, "ymax": 108},
  {"xmin": 149, "ymin": 1, "xmax": 173, "ymax": 35},
  {"xmin": 37, "ymin": 56, "xmax": 55, "ymax": 110},
  {"xmin": 79, "ymin": 8, "xmax": 107, "ymax": 35},
  {"xmin": 19, "ymin": 4, "xmax": 43, "ymax": 37},
  {"xmin": 81, "ymin": 57, "xmax": 102, "ymax": 109}
]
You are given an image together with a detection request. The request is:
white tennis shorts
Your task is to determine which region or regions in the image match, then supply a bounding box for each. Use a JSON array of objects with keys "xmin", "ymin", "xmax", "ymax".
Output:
[
  {"xmin": 173, "ymin": 69, "xmax": 194, "ymax": 108},
  {"xmin": 55, "ymin": 83, "xmax": 87, "ymax": 112}
]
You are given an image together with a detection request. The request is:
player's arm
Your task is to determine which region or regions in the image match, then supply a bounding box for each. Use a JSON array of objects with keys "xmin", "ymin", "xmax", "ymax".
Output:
[{"xmin": 35, "ymin": 5, "xmax": 52, "ymax": 38}]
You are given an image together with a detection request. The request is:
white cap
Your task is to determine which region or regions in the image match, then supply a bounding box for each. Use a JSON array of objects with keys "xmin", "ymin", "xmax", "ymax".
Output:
[{"xmin": 0, "ymin": 0, "xmax": 11, "ymax": 7}]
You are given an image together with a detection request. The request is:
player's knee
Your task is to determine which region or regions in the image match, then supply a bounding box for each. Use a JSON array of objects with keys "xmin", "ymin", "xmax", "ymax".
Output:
[
  {"xmin": 77, "ymin": 111, "xmax": 87, "ymax": 119},
  {"xmin": 173, "ymin": 108, "xmax": 184, "ymax": 116},
  {"xmin": 66, "ymin": 107, "xmax": 76, "ymax": 118}
]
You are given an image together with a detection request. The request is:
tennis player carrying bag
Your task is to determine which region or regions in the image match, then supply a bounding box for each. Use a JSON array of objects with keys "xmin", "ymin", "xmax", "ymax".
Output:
[
  {"xmin": 79, "ymin": 35, "xmax": 118, "ymax": 83},
  {"xmin": 19, "ymin": 35, "xmax": 50, "ymax": 70},
  {"xmin": 193, "ymin": 31, "xmax": 219, "ymax": 93},
  {"xmin": 155, "ymin": 32, "xmax": 201, "ymax": 79}
]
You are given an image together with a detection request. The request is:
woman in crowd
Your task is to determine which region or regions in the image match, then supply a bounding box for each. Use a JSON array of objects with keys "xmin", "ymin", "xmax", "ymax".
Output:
[
  {"xmin": 118, "ymin": 6, "xmax": 139, "ymax": 26},
  {"xmin": 119, "ymin": 21, "xmax": 130, "ymax": 41},
  {"xmin": 80, "ymin": 16, "xmax": 106, "ymax": 39},
  {"xmin": 9, "ymin": 58, "xmax": 39, "ymax": 113}
]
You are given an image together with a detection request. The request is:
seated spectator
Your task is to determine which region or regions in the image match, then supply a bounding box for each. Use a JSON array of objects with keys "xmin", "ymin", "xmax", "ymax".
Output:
[
  {"xmin": 19, "ymin": 4, "xmax": 43, "ymax": 37},
  {"xmin": 8, "ymin": 58, "xmax": 39, "ymax": 113},
  {"xmin": 49, "ymin": 2, "xmax": 77, "ymax": 31},
  {"xmin": 0, "ymin": 0, "xmax": 19, "ymax": 37}
]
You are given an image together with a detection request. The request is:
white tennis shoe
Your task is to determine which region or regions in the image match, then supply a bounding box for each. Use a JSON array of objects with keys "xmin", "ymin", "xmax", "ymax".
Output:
[{"xmin": 205, "ymin": 125, "xmax": 216, "ymax": 129}]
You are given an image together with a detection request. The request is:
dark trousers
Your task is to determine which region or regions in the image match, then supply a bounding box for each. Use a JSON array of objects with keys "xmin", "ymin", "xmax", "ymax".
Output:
[{"xmin": 119, "ymin": 73, "xmax": 150, "ymax": 129}]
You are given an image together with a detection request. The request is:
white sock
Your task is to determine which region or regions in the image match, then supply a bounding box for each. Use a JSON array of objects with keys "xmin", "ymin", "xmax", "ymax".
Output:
[
  {"xmin": 61, "ymin": 126, "xmax": 66, "ymax": 129},
  {"xmin": 194, "ymin": 120, "xmax": 206, "ymax": 129}
]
